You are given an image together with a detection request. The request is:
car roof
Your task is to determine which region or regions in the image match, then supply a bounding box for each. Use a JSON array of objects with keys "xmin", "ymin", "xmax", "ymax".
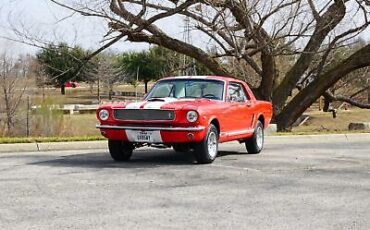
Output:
[{"xmin": 159, "ymin": 75, "xmax": 240, "ymax": 83}]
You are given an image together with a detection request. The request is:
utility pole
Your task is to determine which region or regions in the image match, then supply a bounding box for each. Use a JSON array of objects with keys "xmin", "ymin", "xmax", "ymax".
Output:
[
  {"xmin": 183, "ymin": 17, "xmax": 197, "ymax": 76},
  {"xmin": 135, "ymin": 66, "xmax": 139, "ymax": 102},
  {"xmin": 98, "ymin": 75, "xmax": 100, "ymax": 103},
  {"xmin": 97, "ymin": 61, "xmax": 101, "ymax": 103},
  {"xmin": 26, "ymin": 96, "xmax": 30, "ymax": 137}
]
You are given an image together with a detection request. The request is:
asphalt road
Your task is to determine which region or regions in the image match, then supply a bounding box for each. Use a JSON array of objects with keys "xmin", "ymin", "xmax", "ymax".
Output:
[{"xmin": 0, "ymin": 135, "xmax": 369, "ymax": 230}]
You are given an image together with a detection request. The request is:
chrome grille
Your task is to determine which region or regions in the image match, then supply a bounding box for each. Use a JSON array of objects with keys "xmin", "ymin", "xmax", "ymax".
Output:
[{"xmin": 113, "ymin": 109, "xmax": 175, "ymax": 121}]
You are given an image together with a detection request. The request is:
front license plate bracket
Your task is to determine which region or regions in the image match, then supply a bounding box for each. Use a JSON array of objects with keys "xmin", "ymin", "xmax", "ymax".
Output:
[{"xmin": 125, "ymin": 130, "xmax": 162, "ymax": 143}]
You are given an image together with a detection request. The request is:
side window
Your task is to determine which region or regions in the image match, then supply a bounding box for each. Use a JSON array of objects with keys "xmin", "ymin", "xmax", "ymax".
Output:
[{"xmin": 227, "ymin": 83, "xmax": 247, "ymax": 102}]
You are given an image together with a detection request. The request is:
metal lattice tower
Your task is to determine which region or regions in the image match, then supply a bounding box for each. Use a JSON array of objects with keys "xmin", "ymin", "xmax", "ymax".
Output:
[{"xmin": 182, "ymin": 16, "xmax": 197, "ymax": 76}]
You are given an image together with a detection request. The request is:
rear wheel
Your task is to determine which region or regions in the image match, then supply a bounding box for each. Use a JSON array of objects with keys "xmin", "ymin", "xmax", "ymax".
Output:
[
  {"xmin": 108, "ymin": 140, "xmax": 133, "ymax": 161},
  {"xmin": 245, "ymin": 120, "xmax": 264, "ymax": 154},
  {"xmin": 194, "ymin": 124, "xmax": 218, "ymax": 164}
]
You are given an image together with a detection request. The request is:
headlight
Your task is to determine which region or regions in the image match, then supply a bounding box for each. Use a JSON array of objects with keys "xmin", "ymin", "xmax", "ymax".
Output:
[
  {"xmin": 186, "ymin": 111, "xmax": 198, "ymax": 122},
  {"xmin": 99, "ymin": 109, "xmax": 109, "ymax": 121}
]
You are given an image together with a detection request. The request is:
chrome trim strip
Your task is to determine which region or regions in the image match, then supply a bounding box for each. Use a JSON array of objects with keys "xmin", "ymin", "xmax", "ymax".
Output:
[
  {"xmin": 96, "ymin": 124, "xmax": 205, "ymax": 131},
  {"xmin": 220, "ymin": 129, "xmax": 254, "ymax": 137}
]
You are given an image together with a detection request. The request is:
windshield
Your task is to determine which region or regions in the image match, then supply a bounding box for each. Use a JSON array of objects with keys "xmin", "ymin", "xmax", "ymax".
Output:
[{"xmin": 146, "ymin": 79, "xmax": 225, "ymax": 101}]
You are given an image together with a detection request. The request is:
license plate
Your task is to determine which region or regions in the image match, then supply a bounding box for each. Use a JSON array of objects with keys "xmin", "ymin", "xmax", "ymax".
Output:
[
  {"xmin": 126, "ymin": 130, "xmax": 162, "ymax": 143},
  {"xmin": 137, "ymin": 131, "xmax": 152, "ymax": 142}
]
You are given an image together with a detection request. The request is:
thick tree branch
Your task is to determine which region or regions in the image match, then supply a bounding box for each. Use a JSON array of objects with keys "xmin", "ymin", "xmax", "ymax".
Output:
[
  {"xmin": 272, "ymin": 0, "xmax": 346, "ymax": 111},
  {"xmin": 123, "ymin": 28, "xmax": 231, "ymax": 77},
  {"xmin": 276, "ymin": 43, "xmax": 370, "ymax": 130},
  {"xmin": 325, "ymin": 92, "xmax": 370, "ymax": 109}
]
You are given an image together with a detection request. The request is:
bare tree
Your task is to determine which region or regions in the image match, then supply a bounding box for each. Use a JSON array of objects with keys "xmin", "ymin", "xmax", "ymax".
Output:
[
  {"xmin": 28, "ymin": 0, "xmax": 370, "ymax": 130},
  {"xmin": 28, "ymin": 57, "xmax": 49, "ymax": 101},
  {"xmin": 0, "ymin": 53, "xmax": 29, "ymax": 136},
  {"xmin": 85, "ymin": 53, "xmax": 123, "ymax": 101}
]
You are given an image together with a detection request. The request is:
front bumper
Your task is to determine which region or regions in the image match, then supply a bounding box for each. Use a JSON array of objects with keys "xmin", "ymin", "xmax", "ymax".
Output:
[
  {"xmin": 96, "ymin": 124, "xmax": 206, "ymax": 143},
  {"xmin": 96, "ymin": 124, "xmax": 205, "ymax": 132}
]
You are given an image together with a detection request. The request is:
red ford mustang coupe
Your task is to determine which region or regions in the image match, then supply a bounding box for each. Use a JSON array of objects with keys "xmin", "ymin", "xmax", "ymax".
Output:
[{"xmin": 96, "ymin": 76, "xmax": 272, "ymax": 164}]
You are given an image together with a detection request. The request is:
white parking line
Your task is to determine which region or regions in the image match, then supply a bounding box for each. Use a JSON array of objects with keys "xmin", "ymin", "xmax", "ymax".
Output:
[{"xmin": 210, "ymin": 163, "xmax": 261, "ymax": 172}]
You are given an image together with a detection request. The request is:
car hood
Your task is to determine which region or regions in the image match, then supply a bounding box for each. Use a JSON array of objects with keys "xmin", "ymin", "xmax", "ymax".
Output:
[{"xmin": 121, "ymin": 97, "xmax": 219, "ymax": 110}]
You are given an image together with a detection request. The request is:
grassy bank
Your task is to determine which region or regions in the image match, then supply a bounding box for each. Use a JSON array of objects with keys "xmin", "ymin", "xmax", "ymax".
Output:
[
  {"xmin": 276, "ymin": 130, "xmax": 370, "ymax": 136},
  {"xmin": 292, "ymin": 108, "xmax": 370, "ymax": 133},
  {"xmin": 2, "ymin": 131, "xmax": 370, "ymax": 144},
  {"xmin": 0, "ymin": 136, "xmax": 105, "ymax": 144}
]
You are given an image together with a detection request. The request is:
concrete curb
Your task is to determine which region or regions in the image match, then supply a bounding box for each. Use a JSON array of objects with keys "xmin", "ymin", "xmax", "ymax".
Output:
[
  {"xmin": 265, "ymin": 133, "xmax": 370, "ymax": 144},
  {"xmin": 1, "ymin": 133, "xmax": 369, "ymax": 153},
  {"xmin": 0, "ymin": 141, "xmax": 107, "ymax": 153}
]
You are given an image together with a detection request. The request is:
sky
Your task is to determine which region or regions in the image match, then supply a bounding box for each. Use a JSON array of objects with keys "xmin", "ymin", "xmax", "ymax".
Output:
[
  {"xmin": 0, "ymin": 0, "xmax": 180, "ymax": 55},
  {"xmin": 0, "ymin": 0, "xmax": 369, "ymax": 57}
]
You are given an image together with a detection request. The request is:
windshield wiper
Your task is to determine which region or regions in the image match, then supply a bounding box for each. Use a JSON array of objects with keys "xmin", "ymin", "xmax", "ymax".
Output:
[
  {"xmin": 147, "ymin": 97, "xmax": 166, "ymax": 102},
  {"xmin": 180, "ymin": 96, "xmax": 201, "ymax": 99}
]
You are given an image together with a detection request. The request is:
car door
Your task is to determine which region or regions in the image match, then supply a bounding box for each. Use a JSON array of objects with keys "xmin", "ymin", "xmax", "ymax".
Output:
[{"xmin": 225, "ymin": 82, "xmax": 253, "ymax": 136}]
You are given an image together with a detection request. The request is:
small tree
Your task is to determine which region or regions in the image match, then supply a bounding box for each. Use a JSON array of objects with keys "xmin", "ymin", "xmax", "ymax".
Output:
[
  {"xmin": 117, "ymin": 48, "xmax": 170, "ymax": 93},
  {"xmin": 0, "ymin": 53, "xmax": 28, "ymax": 136},
  {"xmin": 86, "ymin": 53, "xmax": 123, "ymax": 101},
  {"xmin": 149, "ymin": 45, "xmax": 212, "ymax": 76},
  {"xmin": 36, "ymin": 43, "xmax": 88, "ymax": 95}
]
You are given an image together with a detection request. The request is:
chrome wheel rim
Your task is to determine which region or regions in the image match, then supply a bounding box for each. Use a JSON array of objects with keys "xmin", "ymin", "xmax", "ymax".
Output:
[
  {"xmin": 207, "ymin": 131, "xmax": 218, "ymax": 158},
  {"xmin": 256, "ymin": 126, "xmax": 264, "ymax": 150}
]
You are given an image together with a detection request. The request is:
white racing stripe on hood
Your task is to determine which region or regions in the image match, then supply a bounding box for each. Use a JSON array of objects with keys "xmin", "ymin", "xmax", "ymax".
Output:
[
  {"xmin": 125, "ymin": 101, "xmax": 147, "ymax": 109},
  {"xmin": 143, "ymin": 97, "xmax": 179, "ymax": 109}
]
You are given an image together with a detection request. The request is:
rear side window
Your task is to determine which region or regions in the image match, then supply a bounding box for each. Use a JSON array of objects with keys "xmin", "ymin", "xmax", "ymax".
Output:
[{"xmin": 227, "ymin": 82, "xmax": 248, "ymax": 102}]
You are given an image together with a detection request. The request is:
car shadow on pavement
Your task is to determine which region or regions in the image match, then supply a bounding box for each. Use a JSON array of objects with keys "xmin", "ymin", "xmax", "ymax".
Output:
[
  {"xmin": 27, "ymin": 149, "xmax": 246, "ymax": 169},
  {"xmin": 29, "ymin": 150, "xmax": 195, "ymax": 169},
  {"xmin": 217, "ymin": 150, "xmax": 246, "ymax": 157}
]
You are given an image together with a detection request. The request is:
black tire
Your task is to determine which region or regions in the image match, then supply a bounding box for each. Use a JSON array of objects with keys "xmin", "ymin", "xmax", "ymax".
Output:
[
  {"xmin": 194, "ymin": 124, "xmax": 219, "ymax": 164},
  {"xmin": 108, "ymin": 140, "xmax": 133, "ymax": 162},
  {"xmin": 245, "ymin": 120, "xmax": 264, "ymax": 154}
]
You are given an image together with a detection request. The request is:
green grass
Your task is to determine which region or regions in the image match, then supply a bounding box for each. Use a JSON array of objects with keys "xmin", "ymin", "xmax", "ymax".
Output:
[
  {"xmin": 0, "ymin": 136, "xmax": 105, "ymax": 144},
  {"xmin": 1, "ymin": 130, "xmax": 370, "ymax": 144},
  {"xmin": 292, "ymin": 108, "xmax": 370, "ymax": 133}
]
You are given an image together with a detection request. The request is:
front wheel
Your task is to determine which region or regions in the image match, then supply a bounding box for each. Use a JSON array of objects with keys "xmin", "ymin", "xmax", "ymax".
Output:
[
  {"xmin": 108, "ymin": 140, "xmax": 133, "ymax": 161},
  {"xmin": 245, "ymin": 120, "xmax": 264, "ymax": 154},
  {"xmin": 194, "ymin": 124, "xmax": 219, "ymax": 164}
]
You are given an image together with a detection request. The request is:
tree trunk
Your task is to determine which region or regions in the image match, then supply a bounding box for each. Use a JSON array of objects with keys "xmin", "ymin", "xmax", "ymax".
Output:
[
  {"xmin": 259, "ymin": 51, "xmax": 276, "ymax": 101},
  {"xmin": 109, "ymin": 83, "xmax": 114, "ymax": 100},
  {"xmin": 3, "ymin": 85, "xmax": 13, "ymax": 134},
  {"xmin": 368, "ymin": 88, "xmax": 370, "ymax": 104},
  {"xmin": 89, "ymin": 82, "xmax": 94, "ymax": 93},
  {"xmin": 109, "ymin": 89, "xmax": 113, "ymax": 100},
  {"xmin": 323, "ymin": 96, "xmax": 330, "ymax": 112},
  {"xmin": 61, "ymin": 84, "xmax": 65, "ymax": 95},
  {"xmin": 144, "ymin": 81, "xmax": 148, "ymax": 94},
  {"xmin": 5, "ymin": 103, "xmax": 13, "ymax": 135}
]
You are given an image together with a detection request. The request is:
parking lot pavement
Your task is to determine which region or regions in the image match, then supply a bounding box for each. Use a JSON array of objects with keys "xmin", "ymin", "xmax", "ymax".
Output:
[{"xmin": 0, "ymin": 135, "xmax": 369, "ymax": 230}]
